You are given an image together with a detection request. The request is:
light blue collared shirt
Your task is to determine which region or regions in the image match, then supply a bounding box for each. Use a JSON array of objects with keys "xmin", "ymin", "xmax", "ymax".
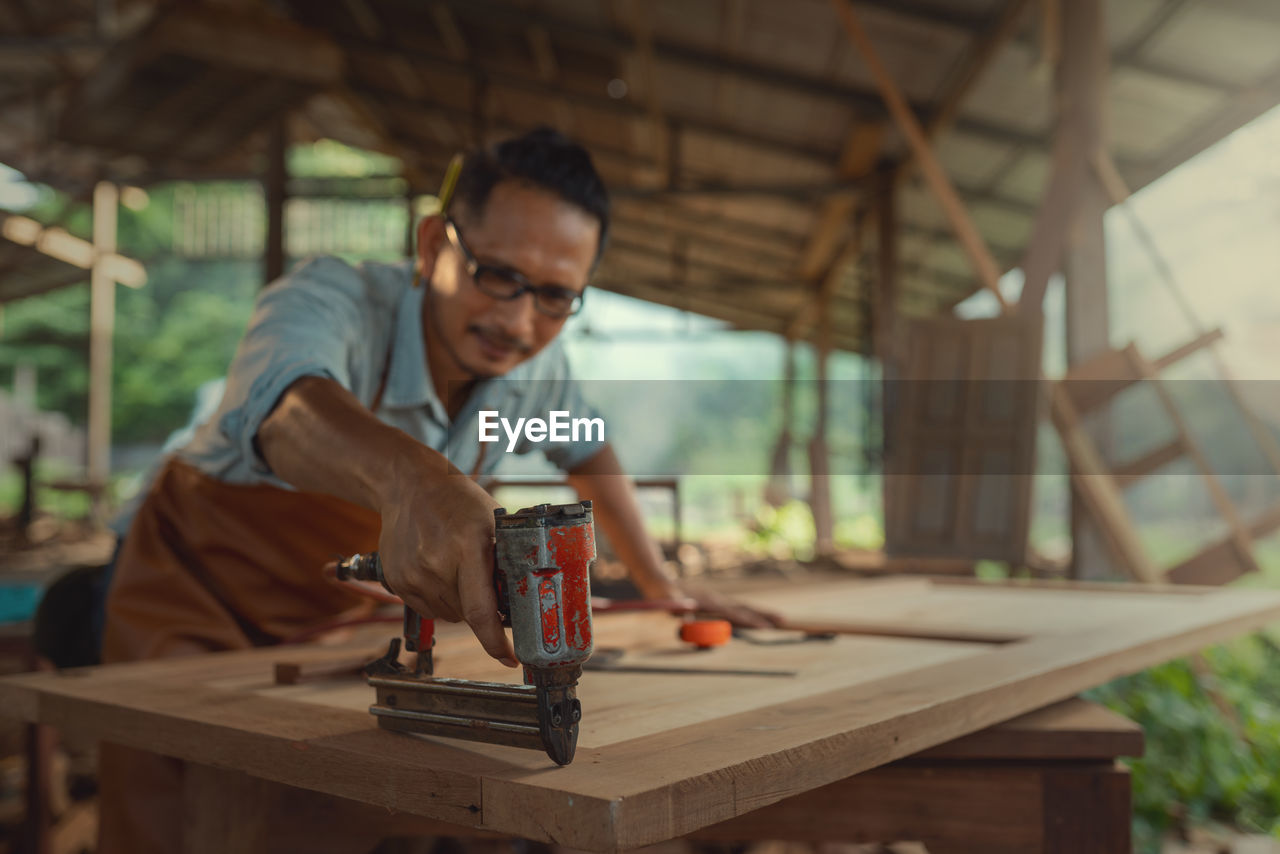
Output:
[{"xmin": 177, "ymin": 256, "xmax": 603, "ymax": 485}]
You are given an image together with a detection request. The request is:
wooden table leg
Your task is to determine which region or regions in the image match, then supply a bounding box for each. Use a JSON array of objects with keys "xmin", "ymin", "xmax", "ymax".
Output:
[
  {"xmin": 21, "ymin": 721, "xmax": 54, "ymax": 854},
  {"xmin": 1040, "ymin": 763, "xmax": 1131, "ymax": 854},
  {"xmin": 182, "ymin": 763, "xmax": 274, "ymax": 854}
]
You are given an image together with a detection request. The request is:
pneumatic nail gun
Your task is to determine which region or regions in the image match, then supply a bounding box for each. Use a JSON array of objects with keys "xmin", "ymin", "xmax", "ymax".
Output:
[{"xmin": 336, "ymin": 501, "xmax": 595, "ymax": 765}]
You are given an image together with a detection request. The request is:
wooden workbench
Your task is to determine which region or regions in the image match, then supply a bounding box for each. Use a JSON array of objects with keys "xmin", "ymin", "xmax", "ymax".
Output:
[{"xmin": 3, "ymin": 576, "xmax": 1279, "ymax": 852}]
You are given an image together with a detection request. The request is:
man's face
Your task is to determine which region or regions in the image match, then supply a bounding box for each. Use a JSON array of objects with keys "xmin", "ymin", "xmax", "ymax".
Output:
[{"xmin": 420, "ymin": 181, "xmax": 599, "ymax": 384}]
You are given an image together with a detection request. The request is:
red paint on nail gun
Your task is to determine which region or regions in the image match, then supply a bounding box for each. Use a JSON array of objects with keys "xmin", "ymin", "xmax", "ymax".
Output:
[
  {"xmin": 548, "ymin": 523, "xmax": 594, "ymax": 654},
  {"xmin": 538, "ymin": 574, "xmax": 561, "ymax": 650}
]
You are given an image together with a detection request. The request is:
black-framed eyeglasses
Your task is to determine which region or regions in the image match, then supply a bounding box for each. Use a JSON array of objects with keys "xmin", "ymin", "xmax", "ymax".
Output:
[{"xmin": 444, "ymin": 218, "xmax": 586, "ymax": 319}]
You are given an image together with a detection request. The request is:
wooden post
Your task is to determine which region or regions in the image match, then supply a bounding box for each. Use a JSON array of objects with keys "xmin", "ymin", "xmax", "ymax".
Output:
[
  {"xmin": 765, "ymin": 340, "xmax": 797, "ymax": 508},
  {"xmin": 87, "ymin": 180, "xmax": 118, "ymax": 495},
  {"xmin": 404, "ymin": 184, "xmax": 416, "ymax": 258},
  {"xmin": 873, "ymin": 169, "xmax": 898, "ymax": 362},
  {"xmin": 875, "ymin": 168, "xmax": 899, "ymax": 543},
  {"xmin": 810, "ymin": 304, "xmax": 835, "ymax": 557},
  {"xmin": 264, "ymin": 116, "xmax": 287, "ymax": 284},
  {"xmin": 1059, "ymin": 0, "xmax": 1112, "ymax": 579}
]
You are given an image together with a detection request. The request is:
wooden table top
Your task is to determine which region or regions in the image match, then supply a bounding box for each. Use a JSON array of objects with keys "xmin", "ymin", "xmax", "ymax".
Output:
[{"xmin": 2, "ymin": 575, "xmax": 1277, "ymax": 851}]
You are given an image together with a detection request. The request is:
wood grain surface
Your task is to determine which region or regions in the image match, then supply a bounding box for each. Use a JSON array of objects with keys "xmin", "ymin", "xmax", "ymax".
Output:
[{"xmin": 2, "ymin": 576, "xmax": 1277, "ymax": 850}]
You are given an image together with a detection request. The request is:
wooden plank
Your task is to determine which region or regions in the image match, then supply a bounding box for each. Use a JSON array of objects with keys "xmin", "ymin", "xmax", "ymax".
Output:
[
  {"xmin": 1131, "ymin": 349, "xmax": 1261, "ymax": 578},
  {"xmin": 87, "ymin": 181, "xmax": 117, "ymax": 492},
  {"xmin": 1050, "ymin": 384, "xmax": 1160, "ymax": 582},
  {"xmin": 1150, "ymin": 327, "xmax": 1226, "ymax": 371},
  {"xmin": 1113, "ymin": 438, "xmax": 1185, "ymax": 487},
  {"xmin": 1165, "ymin": 537, "xmax": 1249, "ymax": 587},
  {"xmin": 4, "ymin": 579, "xmax": 1279, "ymax": 851}
]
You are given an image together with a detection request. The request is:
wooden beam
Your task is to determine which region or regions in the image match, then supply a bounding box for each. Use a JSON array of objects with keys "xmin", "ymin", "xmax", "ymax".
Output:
[
  {"xmin": 795, "ymin": 122, "xmax": 884, "ymax": 281},
  {"xmin": 714, "ymin": 0, "xmax": 748, "ymax": 121},
  {"xmin": 1043, "ymin": 0, "xmax": 1112, "ymax": 579},
  {"xmin": 329, "ymin": 87, "xmax": 433, "ymax": 190},
  {"xmin": 127, "ymin": 65, "xmax": 231, "ymax": 154},
  {"xmin": 175, "ymin": 77, "xmax": 301, "ymax": 165},
  {"xmin": 608, "ymin": 221, "xmax": 793, "ymax": 278},
  {"xmin": 830, "ymin": 0, "xmax": 1010, "ymax": 312},
  {"xmin": 148, "ymin": 6, "xmax": 343, "ymax": 86},
  {"xmin": 614, "ymin": 0, "xmax": 672, "ymax": 188},
  {"xmin": 341, "ymin": 0, "xmax": 436, "ymax": 106},
  {"xmin": 264, "ymin": 116, "xmax": 286, "ymax": 284},
  {"xmin": 843, "ymin": 0, "xmax": 1035, "ymax": 284},
  {"xmin": 87, "ymin": 181, "xmax": 117, "ymax": 492},
  {"xmin": 928, "ymin": 0, "xmax": 1034, "ymax": 145},
  {"xmin": 0, "ymin": 213, "xmax": 144, "ymax": 286},
  {"xmin": 612, "ymin": 176, "xmax": 871, "ymax": 200},
  {"xmin": 874, "ymin": 168, "xmax": 899, "ymax": 363},
  {"xmin": 605, "ymin": 237, "xmax": 796, "ymax": 288},
  {"xmin": 809, "ymin": 276, "xmax": 836, "ymax": 556},
  {"xmin": 1018, "ymin": 0, "xmax": 1109, "ymax": 313},
  {"xmin": 430, "ymin": 3, "xmax": 469, "ymax": 63},
  {"xmin": 337, "ymin": 5, "xmax": 1054, "ymax": 155}
]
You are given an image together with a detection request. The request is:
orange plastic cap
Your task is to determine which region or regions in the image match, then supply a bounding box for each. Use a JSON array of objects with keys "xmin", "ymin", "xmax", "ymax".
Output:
[{"xmin": 679, "ymin": 619, "xmax": 733, "ymax": 649}]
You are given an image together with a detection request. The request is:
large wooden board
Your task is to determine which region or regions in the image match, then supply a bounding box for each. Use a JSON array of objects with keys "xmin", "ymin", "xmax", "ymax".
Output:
[{"xmin": 3, "ymin": 577, "xmax": 1279, "ymax": 851}]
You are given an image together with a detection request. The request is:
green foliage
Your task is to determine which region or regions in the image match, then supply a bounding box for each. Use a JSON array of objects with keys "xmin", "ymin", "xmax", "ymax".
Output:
[
  {"xmin": 744, "ymin": 500, "xmax": 817, "ymax": 559},
  {"xmin": 0, "ymin": 256, "xmax": 258, "ymax": 444},
  {"xmin": 1086, "ymin": 629, "xmax": 1280, "ymax": 853},
  {"xmin": 288, "ymin": 139, "xmax": 401, "ymax": 177},
  {"xmin": 0, "ymin": 174, "xmax": 266, "ymax": 446}
]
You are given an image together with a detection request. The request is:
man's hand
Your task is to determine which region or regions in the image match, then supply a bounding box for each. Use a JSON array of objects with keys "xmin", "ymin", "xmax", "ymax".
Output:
[
  {"xmin": 565, "ymin": 445, "xmax": 785, "ymax": 630},
  {"xmin": 670, "ymin": 583, "xmax": 784, "ymax": 629},
  {"xmin": 376, "ymin": 462, "xmax": 518, "ymax": 668},
  {"xmin": 259, "ymin": 376, "xmax": 516, "ymax": 667}
]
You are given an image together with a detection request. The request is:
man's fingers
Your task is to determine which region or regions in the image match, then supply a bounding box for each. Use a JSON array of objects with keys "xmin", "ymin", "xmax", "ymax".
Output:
[
  {"xmin": 458, "ymin": 549, "xmax": 518, "ymax": 667},
  {"xmin": 403, "ymin": 591, "xmax": 459, "ymax": 623}
]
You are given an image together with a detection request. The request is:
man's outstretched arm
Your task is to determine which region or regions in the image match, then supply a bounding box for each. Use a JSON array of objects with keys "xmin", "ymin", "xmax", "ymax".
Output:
[
  {"xmin": 258, "ymin": 375, "xmax": 518, "ymax": 666},
  {"xmin": 565, "ymin": 445, "xmax": 781, "ymax": 627}
]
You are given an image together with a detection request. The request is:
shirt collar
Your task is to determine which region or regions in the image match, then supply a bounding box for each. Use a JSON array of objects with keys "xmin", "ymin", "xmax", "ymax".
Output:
[{"xmin": 380, "ymin": 282, "xmax": 449, "ymax": 423}]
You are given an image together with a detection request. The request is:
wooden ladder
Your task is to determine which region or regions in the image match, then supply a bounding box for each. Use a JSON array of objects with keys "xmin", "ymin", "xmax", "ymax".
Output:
[{"xmin": 1050, "ymin": 328, "xmax": 1280, "ymax": 584}]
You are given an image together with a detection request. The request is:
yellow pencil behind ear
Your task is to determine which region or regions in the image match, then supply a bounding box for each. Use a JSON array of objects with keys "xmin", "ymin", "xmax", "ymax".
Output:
[
  {"xmin": 414, "ymin": 153, "xmax": 464, "ymax": 287},
  {"xmin": 436, "ymin": 153, "xmax": 464, "ymax": 215}
]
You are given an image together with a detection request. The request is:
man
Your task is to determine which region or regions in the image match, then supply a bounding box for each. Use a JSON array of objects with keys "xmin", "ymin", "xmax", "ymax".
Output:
[{"xmin": 100, "ymin": 128, "xmax": 774, "ymax": 853}]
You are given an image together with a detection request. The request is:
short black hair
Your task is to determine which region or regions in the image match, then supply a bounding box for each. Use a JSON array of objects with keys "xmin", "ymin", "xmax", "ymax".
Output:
[{"xmin": 450, "ymin": 127, "xmax": 610, "ymax": 262}]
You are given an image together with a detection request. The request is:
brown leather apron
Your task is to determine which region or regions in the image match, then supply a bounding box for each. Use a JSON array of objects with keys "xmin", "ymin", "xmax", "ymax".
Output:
[{"xmin": 99, "ymin": 376, "xmax": 393, "ymax": 853}]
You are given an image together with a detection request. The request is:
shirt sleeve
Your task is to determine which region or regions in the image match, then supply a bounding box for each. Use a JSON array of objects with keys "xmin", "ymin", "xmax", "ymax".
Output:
[{"xmin": 212, "ymin": 257, "xmax": 375, "ymax": 476}]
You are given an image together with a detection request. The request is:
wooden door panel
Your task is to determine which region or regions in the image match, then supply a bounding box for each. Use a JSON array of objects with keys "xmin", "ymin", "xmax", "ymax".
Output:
[{"xmin": 886, "ymin": 315, "xmax": 1042, "ymax": 564}]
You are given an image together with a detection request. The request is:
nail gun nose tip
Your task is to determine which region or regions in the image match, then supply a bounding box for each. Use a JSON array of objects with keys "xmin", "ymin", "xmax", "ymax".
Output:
[{"xmin": 548, "ymin": 737, "xmax": 576, "ymax": 766}]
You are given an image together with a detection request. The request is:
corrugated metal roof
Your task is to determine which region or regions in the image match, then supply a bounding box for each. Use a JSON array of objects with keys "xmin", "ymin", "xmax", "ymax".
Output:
[{"xmin": 1, "ymin": 0, "xmax": 1277, "ymax": 349}]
